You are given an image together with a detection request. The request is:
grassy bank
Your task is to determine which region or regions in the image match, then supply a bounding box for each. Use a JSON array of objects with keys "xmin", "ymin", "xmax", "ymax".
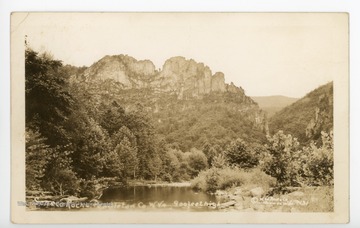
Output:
[
  {"xmin": 191, "ymin": 167, "xmax": 276, "ymax": 193},
  {"xmin": 191, "ymin": 166, "xmax": 333, "ymax": 212}
]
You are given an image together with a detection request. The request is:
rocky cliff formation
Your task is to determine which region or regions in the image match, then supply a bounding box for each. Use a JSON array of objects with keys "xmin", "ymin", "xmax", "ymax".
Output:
[
  {"xmin": 83, "ymin": 55, "xmax": 156, "ymax": 88},
  {"xmin": 78, "ymin": 54, "xmax": 268, "ymax": 140},
  {"xmin": 305, "ymin": 91, "xmax": 333, "ymax": 139},
  {"xmin": 82, "ymin": 55, "xmax": 249, "ymax": 101}
]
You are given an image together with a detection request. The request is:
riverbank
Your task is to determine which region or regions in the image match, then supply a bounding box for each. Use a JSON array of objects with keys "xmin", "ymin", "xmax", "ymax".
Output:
[
  {"xmin": 25, "ymin": 180, "xmax": 193, "ymax": 210},
  {"xmin": 214, "ymin": 185, "xmax": 334, "ymax": 212},
  {"xmin": 25, "ymin": 183, "xmax": 333, "ymax": 212}
]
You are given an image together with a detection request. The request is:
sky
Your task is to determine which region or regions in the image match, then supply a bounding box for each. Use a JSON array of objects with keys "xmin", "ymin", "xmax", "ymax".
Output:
[{"xmin": 13, "ymin": 13, "xmax": 348, "ymax": 98}]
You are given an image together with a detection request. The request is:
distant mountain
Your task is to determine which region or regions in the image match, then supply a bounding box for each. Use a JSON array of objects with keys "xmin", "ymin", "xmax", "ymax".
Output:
[
  {"xmin": 82, "ymin": 55, "xmax": 251, "ymax": 100},
  {"xmin": 269, "ymin": 82, "xmax": 333, "ymax": 144},
  {"xmin": 251, "ymin": 96, "xmax": 299, "ymax": 117},
  {"xmin": 73, "ymin": 54, "xmax": 269, "ymax": 150}
]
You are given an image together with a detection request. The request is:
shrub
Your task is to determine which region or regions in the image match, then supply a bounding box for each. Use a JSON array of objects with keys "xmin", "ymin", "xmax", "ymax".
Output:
[
  {"xmin": 211, "ymin": 153, "xmax": 227, "ymax": 168},
  {"xmin": 42, "ymin": 146, "xmax": 80, "ymax": 196},
  {"xmin": 262, "ymin": 130, "xmax": 334, "ymax": 187},
  {"xmin": 262, "ymin": 131, "xmax": 302, "ymax": 187},
  {"xmin": 162, "ymin": 173, "xmax": 173, "ymax": 182},
  {"xmin": 246, "ymin": 168, "xmax": 277, "ymax": 191},
  {"xmin": 224, "ymin": 138, "xmax": 258, "ymax": 169},
  {"xmin": 191, "ymin": 166, "xmax": 276, "ymax": 192},
  {"xmin": 302, "ymin": 131, "xmax": 334, "ymax": 186},
  {"xmin": 205, "ymin": 168, "xmax": 222, "ymax": 192},
  {"xmin": 43, "ymin": 167, "xmax": 79, "ymax": 196},
  {"xmin": 186, "ymin": 149, "xmax": 208, "ymax": 178},
  {"xmin": 79, "ymin": 179, "xmax": 97, "ymax": 199},
  {"xmin": 217, "ymin": 167, "xmax": 246, "ymax": 189},
  {"xmin": 191, "ymin": 172, "xmax": 207, "ymax": 191}
]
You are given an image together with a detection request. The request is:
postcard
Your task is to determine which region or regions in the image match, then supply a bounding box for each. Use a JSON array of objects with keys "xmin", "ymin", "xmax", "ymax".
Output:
[{"xmin": 11, "ymin": 12, "xmax": 349, "ymax": 223}]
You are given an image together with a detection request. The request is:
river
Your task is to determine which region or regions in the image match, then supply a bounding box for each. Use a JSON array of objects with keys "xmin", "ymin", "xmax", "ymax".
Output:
[{"xmin": 99, "ymin": 185, "xmax": 222, "ymax": 211}]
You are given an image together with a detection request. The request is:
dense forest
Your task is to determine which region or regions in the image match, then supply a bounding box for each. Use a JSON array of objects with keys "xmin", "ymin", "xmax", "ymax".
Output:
[
  {"xmin": 25, "ymin": 48, "xmax": 334, "ymax": 207},
  {"xmin": 269, "ymin": 82, "xmax": 333, "ymax": 144}
]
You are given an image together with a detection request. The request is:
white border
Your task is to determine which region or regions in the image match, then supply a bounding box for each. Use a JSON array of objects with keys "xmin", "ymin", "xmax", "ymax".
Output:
[{"xmin": 1, "ymin": 0, "xmax": 360, "ymax": 227}]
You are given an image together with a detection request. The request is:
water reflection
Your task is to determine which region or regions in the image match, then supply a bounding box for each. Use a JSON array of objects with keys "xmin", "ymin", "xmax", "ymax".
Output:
[{"xmin": 100, "ymin": 186, "xmax": 219, "ymax": 211}]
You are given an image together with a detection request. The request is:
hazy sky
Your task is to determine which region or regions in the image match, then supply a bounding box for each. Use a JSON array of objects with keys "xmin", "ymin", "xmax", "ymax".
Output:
[{"xmin": 14, "ymin": 13, "xmax": 348, "ymax": 97}]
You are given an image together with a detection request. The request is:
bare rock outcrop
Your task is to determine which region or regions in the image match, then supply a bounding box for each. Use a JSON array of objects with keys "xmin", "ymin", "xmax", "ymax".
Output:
[
  {"xmin": 82, "ymin": 55, "xmax": 251, "ymax": 101},
  {"xmin": 82, "ymin": 55, "xmax": 156, "ymax": 88}
]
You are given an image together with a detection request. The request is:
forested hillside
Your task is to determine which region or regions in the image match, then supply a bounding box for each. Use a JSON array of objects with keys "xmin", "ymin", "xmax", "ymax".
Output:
[{"xmin": 269, "ymin": 82, "xmax": 333, "ymax": 144}]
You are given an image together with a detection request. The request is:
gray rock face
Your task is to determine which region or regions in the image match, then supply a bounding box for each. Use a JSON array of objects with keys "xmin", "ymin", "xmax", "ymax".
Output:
[
  {"xmin": 82, "ymin": 55, "xmax": 249, "ymax": 100},
  {"xmin": 83, "ymin": 55, "xmax": 156, "ymax": 88},
  {"xmin": 80, "ymin": 54, "xmax": 268, "ymax": 131},
  {"xmin": 155, "ymin": 56, "xmax": 214, "ymax": 99},
  {"xmin": 211, "ymin": 72, "xmax": 226, "ymax": 92}
]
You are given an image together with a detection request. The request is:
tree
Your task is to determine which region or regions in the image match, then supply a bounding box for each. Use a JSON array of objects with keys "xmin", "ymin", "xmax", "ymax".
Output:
[
  {"xmin": 25, "ymin": 48, "xmax": 73, "ymax": 146},
  {"xmin": 25, "ymin": 128, "xmax": 50, "ymax": 190},
  {"xmin": 262, "ymin": 131, "xmax": 302, "ymax": 187},
  {"xmin": 70, "ymin": 118, "xmax": 110, "ymax": 179},
  {"xmin": 111, "ymin": 126, "xmax": 137, "ymax": 149},
  {"xmin": 172, "ymin": 149, "xmax": 191, "ymax": 181},
  {"xmin": 202, "ymin": 143, "xmax": 220, "ymax": 166},
  {"xmin": 103, "ymin": 150, "xmax": 123, "ymax": 178},
  {"xmin": 302, "ymin": 131, "xmax": 334, "ymax": 186},
  {"xmin": 99, "ymin": 101, "xmax": 127, "ymax": 136},
  {"xmin": 161, "ymin": 149, "xmax": 181, "ymax": 182},
  {"xmin": 115, "ymin": 137, "xmax": 139, "ymax": 180},
  {"xmin": 125, "ymin": 103, "xmax": 159, "ymax": 179},
  {"xmin": 186, "ymin": 149, "xmax": 208, "ymax": 178},
  {"xmin": 147, "ymin": 153, "xmax": 163, "ymax": 181},
  {"xmin": 224, "ymin": 138, "xmax": 258, "ymax": 169},
  {"xmin": 42, "ymin": 146, "xmax": 79, "ymax": 196}
]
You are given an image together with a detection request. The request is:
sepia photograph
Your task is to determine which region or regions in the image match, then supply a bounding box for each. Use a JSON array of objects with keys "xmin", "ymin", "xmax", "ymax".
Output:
[{"xmin": 10, "ymin": 12, "xmax": 349, "ymax": 223}]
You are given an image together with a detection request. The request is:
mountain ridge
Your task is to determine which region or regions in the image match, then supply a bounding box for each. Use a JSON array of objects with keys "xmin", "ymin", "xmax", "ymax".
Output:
[
  {"xmin": 269, "ymin": 82, "xmax": 333, "ymax": 144},
  {"xmin": 251, "ymin": 95, "xmax": 299, "ymax": 117},
  {"xmin": 72, "ymin": 54, "xmax": 269, "ymax": 150},
  {"xmin": 81, "ymin": 54, "xmax": 251, "ymax": 102}
]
